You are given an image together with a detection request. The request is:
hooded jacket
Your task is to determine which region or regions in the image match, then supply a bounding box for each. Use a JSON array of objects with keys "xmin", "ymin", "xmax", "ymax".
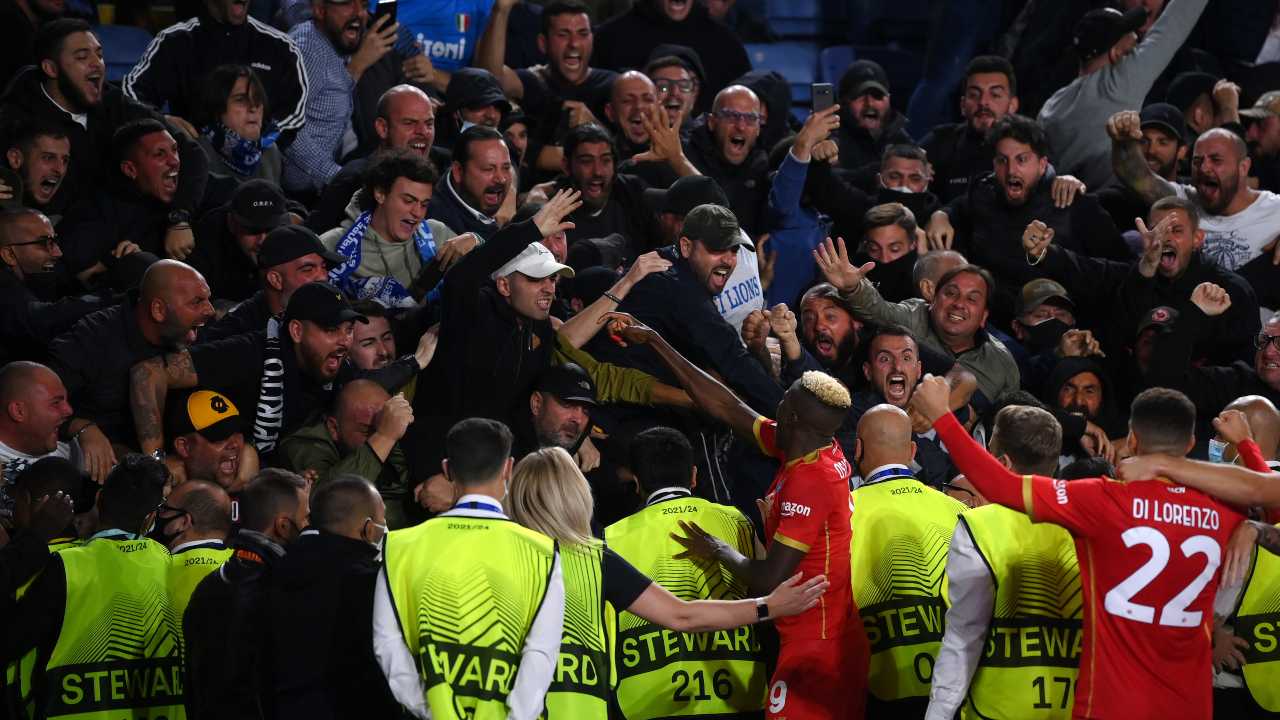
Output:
[
  {"xmin": 592, "ymin": 0, "xmax": 750, "ymax": 116},
  {"xmin": 735, "ymin": 69, "xmax": 797, "ymax": 155},
  {"xmin": 0, "ymin": 66, "xmax": 209, "ymax": 221},
  {"xmin": 920, "ymin": 121, "xmax": 993, "ymax": 203},
  {"xmin": 1044, "ymin": 356, "xmax": 1127, "ymax": 455}
]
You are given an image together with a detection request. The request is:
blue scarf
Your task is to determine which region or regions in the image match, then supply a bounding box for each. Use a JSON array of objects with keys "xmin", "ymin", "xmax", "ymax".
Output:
[
  {"xmin": 328, "ymin": 210, "xmax": 437, "ymax": 308},
  {"xmin": 202, "ymin": 122, "xmax": 280, "ymax": 177}
]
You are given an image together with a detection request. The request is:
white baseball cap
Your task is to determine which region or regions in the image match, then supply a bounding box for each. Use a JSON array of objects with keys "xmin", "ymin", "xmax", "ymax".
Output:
[{"xmin": 491, "ymin": 242, "xmax": 576, "ymax": 281}]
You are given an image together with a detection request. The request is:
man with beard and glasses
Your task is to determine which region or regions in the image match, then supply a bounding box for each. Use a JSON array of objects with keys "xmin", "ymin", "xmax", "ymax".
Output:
[
  {"xmin": 429, "ymin": 125, "xmax": 515, "ymax": 239},
  {"xmin": 50, "ymin": 260, "xmax": 214, "ymax": 475},
  {"xmin": 308, "ymin": 85, "xmax": 449, "ymax": 234},
  {"xmin": 59, "ymin": 119, "xmax": 216, "ymax": 283},
  {"xmin": 833, "ymin": 60, "xmax": 913, "ymax": 175},
  {"xmin": 0, "ymin": 208, "xmax": 116, "ymax": 365},
  {"xmin": 1110, "ymin": 111, "xmax": 1280, "ymax": 305},
  {"xmin": 513, "ymin": 362, "xmax": 597, "ymax": 462},
  {"xmin": 279, "ymin": 379, "xmax": 416, "ymax": 528},
  {"xmin": 0, "ymin": 20, "xmax": 210, "ymax": 251},
  {"xmin": 3, "ymin": 124, "xmax": 70, "ymax": 217},
  {"xmin": 122, "ymin": 0, "xmax": 308, "ymax": 148},
  {"xmin": 128, "ymin": 281, "xmax": 377, "ymax": 463},
  {"xmin": 1038, "ymin": 0, "xmax": 1208, "ymax": 188},
  {"xmin": 1024, "ymin": 195, "xmax": 1260, "ymax": 366},
  {"xmin": 927, "ymin": 114, "xmax": 1127, "ymax": 326},
  {"xmin": 922, "ymin": 56, "xmax": 1020, "ymax": 202},
  {"xmin": 552, "ymin": 123, "xmax": 664, "ymax": 254},
  {"xmin": 593, "ymin": 0, "xmax": 750, "ymax": 117},
  {"xmin": 645, "ymin": 49, "xmax": 703, "ymax": 136},
  {"xmin": 672, "ymin": 85, "xmax": 770, "ymax": 236},
  {"xmin": 163, "ymin": 388, "xmax": 252, "ymax": 492}
]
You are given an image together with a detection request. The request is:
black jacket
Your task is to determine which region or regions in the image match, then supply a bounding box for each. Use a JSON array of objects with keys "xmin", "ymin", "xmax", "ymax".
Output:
[
  {"xmin": 0, "ymin": 268, "xmax": 114, "ymax": 364},
  {"xmin": 189, "ymin": 205, "xmax": 262, "ymax": 302},
  {"xmin": 585, "ymin": 245, "xmax": 783, "ymax": 415},
  {"xmin": 944, "ymin": 170, "xmax": 1129, "ymax": 327},
  {"xmin": 426, "ymin": 172, "xmax": 501, "ymax": 240},
  {"xmin": 1043, "ymin": 356, "xmax": 1128, "ymax": 452},
  {"xmin": 920, "ymin": 121, "xmax": 992, "ymax": 203},
  {"xmin": 558, "ymin": 173, "xmax": 663, "ymax": 255},
  {"xmin": 835, "ymin": 108, "xmax": 913, "ymax": 174},
  {"xmin": 184, "ymin": 530, "xmax": 285, "ymax": 720},
  {"xmin": 1039, "ymin": 248, "xmax": 1261, "ymax": 366},
  {"xmin": 121, "ymin": 16, "xmax": 307, "ymax": 146},
  {"xmin": 592, "ymin": 1, "xmax": 750, "ymax": 116},
  {"xmin": 0, "ymin": 66, "xmax": 209, "ymax": 220},
  {"xmin": 57, "ymin": 184, "xmax": 177, "ymax": 275},
  {"xmin": 408, "ymin": 219, "xmax": 552, "ymax": 472},
  {"xmin": 268, "ymin": 530, "xmax": 400, "ymax": 720},
  {"xmin": 683, "ymin": 123, "xmax": 770, "ymax": 237}
]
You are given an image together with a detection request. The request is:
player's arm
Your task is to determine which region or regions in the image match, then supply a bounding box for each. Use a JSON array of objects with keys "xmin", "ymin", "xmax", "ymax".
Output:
[
  {"xmin": 911, "ymin": 375, "xmax": 1033, "ymax": 512},
  {"xmin": 672, "ymin": 519, "xmax": 808, "ymax": 597},
  {"xmin": 606, "ymin": 312, "xmax": 759, "ymax": 441},
  {"xmin": 625, "ymin": 569, "xmax": 827, "ymax": 633},
  {"xmin": 1118, "ymin": 454, "xmax": 1280, "ymax": 508}
]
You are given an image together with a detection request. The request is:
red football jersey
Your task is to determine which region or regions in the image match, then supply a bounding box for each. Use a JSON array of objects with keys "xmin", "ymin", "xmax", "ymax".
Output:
[
  {"xmin": 1026, "ymin": 474, "xmax": 1242, "ymax": 720},
  {"xmin": 754, "ymin": 417, "xmax": 857, "ymax": 641}
]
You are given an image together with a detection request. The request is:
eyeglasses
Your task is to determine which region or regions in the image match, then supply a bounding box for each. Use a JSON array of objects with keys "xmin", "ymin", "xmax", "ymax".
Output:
[
  {"xmin": 654, "ymin": 79, "xmax": 696, "ymax": 94},
  {"xmin": 6, "ymin": 236, "xmax": 59, "ymax": 252},
  {"xmin": 155, "ymin": 502, "xmax": 189, "ymax": 518},
  {"xmin": 714, "ymin": 109, "xmax": 761, "ymax": 126},
  {"xmin": 1256, "ymin": 333, "xmax": 1280, "ymax": 352}
]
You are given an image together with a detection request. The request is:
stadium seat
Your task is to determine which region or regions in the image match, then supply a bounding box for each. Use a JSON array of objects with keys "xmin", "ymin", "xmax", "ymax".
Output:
[
  {"xmin": 746, "ymin": 43, "xmax": 819, "ymax": 105},
  {"xmin": 766, "ymin": 0, "xmax": 848, "ymax": 39},
  {"xmin": 849, "ymin": 0, "xmax": 932, "ymax": 50},
  {"xmin": 819, "ymin": 45, "xmax": 856, "ymax": 85},
  {"xmin": 853, "ymin": 44, "xmax": 925, "ymax": 110},
  {"xmin": 96, "ymin": 24, "xmax": 154, "ymax": 83}
]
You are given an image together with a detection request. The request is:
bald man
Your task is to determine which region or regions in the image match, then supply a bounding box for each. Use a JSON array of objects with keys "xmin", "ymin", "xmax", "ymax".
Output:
[
  {"xmin": 850, "ymin": 403, "xmax": 966, "ymax": 715},
  {"xmin": 48, "ymin": 260, "xmax": 214, "ymax": 478},
  {"xmin": 0, "ymin": 361, "xmax": 75, "ymax": 468},
  {"xmin": 278, "ymin": 380, "xmax": 415, "ymax": 529},
  {"xmin": 685, "ymin": 84, "xmax": 770, "ymax": 235},
  {"xmin": 268, "ymin": 475, "xmax": 401, "ymax": 718},
  {"xmin": 1213, "ymin": 395, "xmax": 1280, "ymax": 468}
]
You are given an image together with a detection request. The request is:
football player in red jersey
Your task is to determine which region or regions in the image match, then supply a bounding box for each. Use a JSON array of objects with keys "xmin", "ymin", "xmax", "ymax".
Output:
[
  {"xmin": 911, "ymin": 376, "xmax": 1243, "ymax": 720},
  {"xmin": 605, "ymin": 312, "xmax": 869, "ymax": 720}
]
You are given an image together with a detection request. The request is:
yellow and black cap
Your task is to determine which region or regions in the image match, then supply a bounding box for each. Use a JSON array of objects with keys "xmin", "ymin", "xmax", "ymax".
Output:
[{"xmin": 165, "ymin": 389, "xmax": 243, "ymax": 443}]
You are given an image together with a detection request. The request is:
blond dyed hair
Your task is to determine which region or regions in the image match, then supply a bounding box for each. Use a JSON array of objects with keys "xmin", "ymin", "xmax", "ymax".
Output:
[
  {"xmin": 506, "ymin": 447, "xmax": 595, "ymax": 546},
  {"xmin": 800, "ymin": 370, "xmax": 852, "ymax": 409}
]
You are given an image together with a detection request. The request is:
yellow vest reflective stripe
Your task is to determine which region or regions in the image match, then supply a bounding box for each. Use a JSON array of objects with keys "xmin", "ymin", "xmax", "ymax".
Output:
[
  {"xmin": 45, "ymin": 537, "xmax": 185, "ymax": 720},
  {"xmin": 384, "ymin": 516, "xmax": 556, "ymax": 720},
  {"xmin": 849, "ymin": 478, "xmax": 964, "ymax": 702},
  {"xmin": 1237, "ymin": 525, "xmax": 1280, "ymax": 712},
  {"xmin": 168, "ymin": 545, "xmax": 232, "ymax": 623},
  {"xmin": 605, "ymin": 495, "xmax": 765, "ymax": 719},
  {"xmin": 547, "ymin": 542, "xmax": 609, "ymax": 718},
  {"xmin": 5, "ymin": 539, "xmax": 83, "ymax": 720},
  {"xmin": 960, "ymin": 505, "xmax": 1083, "ymax": 720}
]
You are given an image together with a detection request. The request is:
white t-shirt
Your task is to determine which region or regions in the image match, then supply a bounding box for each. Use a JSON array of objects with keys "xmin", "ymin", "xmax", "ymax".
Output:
[
  {"xmin": 0, "ymin": 439, "xmax": 81, "ymax": 472},
  {"xmin": 1174, "ymin": 185, "xmax": 1280, "ymax": 270},
  {"xmin": 711, "ymin": 237, "xmax": 764, "ymax": 334}
]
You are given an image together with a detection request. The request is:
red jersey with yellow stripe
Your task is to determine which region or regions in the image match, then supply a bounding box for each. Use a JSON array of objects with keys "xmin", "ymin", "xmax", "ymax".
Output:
[{"xmin": 754, "ymin": 416, "xmax": 857, "ymax": 642}]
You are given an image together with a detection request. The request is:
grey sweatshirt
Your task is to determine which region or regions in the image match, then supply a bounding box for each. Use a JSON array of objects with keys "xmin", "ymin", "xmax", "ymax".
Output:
[{"xmin": 1038, "ymin": 0, "xmax": 1208, "ymax": 188}]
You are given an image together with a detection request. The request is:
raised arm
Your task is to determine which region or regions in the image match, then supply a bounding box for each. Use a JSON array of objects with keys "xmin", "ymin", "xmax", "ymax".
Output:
[
  {"xmin": 556, "ymin": 252, "xmax": 672, "ymax": 348},
  {"xmin": 605, "ymin": 313, "xmax": 760, "ymax": 441},
  {"xmin": 1118, "ymin": 453, "xmax": 1280, "ymax": 508},
  {"xmin": 130, "ymin": 351, "xmax": 199, "ymax": 454},
  {"xmin": 1108, "ymin": 110, "xmax": 1177, "ymax": 206},
  {"xmin": 472, "ymin": 0, "xmax": 524, "ymax": 98}
]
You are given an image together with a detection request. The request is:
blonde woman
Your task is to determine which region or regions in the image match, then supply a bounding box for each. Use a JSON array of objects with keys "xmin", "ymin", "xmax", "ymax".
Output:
[{"xmin": 507, "ymin": 446, "xmax": 828, "ymax": 718}]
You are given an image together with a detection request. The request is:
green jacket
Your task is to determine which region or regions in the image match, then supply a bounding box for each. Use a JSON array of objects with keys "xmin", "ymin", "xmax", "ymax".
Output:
[
  {"xmin": 278, "ymin": 420, "xmax": 413, "ymax": 529},
  {"xmin": 554, "ymin": 335, "xmax": 657, "ymax": 406}
]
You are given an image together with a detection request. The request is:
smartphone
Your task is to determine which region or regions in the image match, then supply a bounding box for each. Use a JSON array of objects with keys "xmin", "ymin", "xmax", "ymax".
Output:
[
  {"xmin": 372, "ymin": 0, "xmax": 397, "ymax": 24},
  {"xmin": 812, "ymin": 83, "xmax": 834, "ymax": 113}
]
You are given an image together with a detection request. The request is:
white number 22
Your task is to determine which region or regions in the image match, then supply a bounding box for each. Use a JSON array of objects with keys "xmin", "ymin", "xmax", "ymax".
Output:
[{"xmin": 1103, "ymin": 526, "xmax": 1221, "ymax": 627}]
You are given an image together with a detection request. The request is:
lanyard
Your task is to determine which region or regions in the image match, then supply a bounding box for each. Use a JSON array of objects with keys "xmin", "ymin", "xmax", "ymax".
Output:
[
  {"xmin": 863, "ymin": 466, "xmax": 916, "ymax": 486},
  {"xmin": 456, "ymin": 500, "xmax": 504, "ymax": 513}
]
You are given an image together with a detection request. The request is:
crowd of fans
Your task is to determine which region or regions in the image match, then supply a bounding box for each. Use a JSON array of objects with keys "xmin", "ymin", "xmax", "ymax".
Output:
[{"xmin": 4, "ymin": 0, "xmax": 1280, "ymax": 717}]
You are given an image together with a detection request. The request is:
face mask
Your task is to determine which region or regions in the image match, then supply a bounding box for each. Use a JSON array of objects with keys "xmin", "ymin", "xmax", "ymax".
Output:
[
  {"xmin": 363, "ymin": 517, "xmax": 389, "ymax": 550},
  {"xmin": 864, "ymin": 249, "xmax": 918, "ymax": 304},
  {"xmin": 1208, "ymin": 438, "xmax": 1229, "ymax": 464},
  {"xmin": 145, "ymin": 515, "xmax": 182, "ymax": 547},
  {"xmin": 882, "ymin": 184, "xmax": 913, "ymax": 194},
  {"xmin": 1024, "ymin": 318, "xmax": 1070, "ymax": 352},
  {"xmin": 458, "ymin": 120, "xmax": 477, "ymax": 134}
]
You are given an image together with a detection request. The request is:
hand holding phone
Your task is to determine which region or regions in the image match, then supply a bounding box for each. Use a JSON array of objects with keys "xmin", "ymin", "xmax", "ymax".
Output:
[{"xmin": 812, "ymin": 83, "xmax": 834, "ymax": 113}]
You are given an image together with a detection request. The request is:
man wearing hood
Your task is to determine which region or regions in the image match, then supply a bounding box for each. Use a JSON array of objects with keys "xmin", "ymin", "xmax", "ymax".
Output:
[
  {"xmin": 927, "ymin": 114, "xmax": 1128, "ymax": 327},
  {"xmin": 592, "ymin": 0, "xmax": 750, "ymax": 116},
  {"xmin": 833, "ymin": 60, "xmax": 914, "ymax": 175},
  {"xmin": 1043, "ymin": 355, "xmax": 1126, "ymax": 465}
]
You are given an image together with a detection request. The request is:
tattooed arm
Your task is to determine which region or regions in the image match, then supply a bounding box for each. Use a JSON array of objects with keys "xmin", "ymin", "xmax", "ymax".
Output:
[
  {"xmin": 1252, "ymin": 521, "xmax": 1280, "ymax": 557},
  {"xmin": 1108, "ymin": 110, "xmax": 1178, "ymax": 206},
  {"xmin": 130, "ymin": 351, "xmax": 199, "ymax": 454}
]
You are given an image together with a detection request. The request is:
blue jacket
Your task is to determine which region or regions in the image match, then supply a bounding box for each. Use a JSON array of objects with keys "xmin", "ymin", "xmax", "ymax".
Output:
[{"xmin": 764, "ymin": 151, "xmax": 829, "ymax": 308}]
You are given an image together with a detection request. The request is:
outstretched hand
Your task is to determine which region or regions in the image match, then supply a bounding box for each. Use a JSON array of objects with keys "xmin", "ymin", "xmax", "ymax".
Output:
[
  {"xmin": 671, "ymin": 519, "xmax": 729, "ymax": 561},
  {"xmin": 532, "ymin": 188, "xmax": 582, "ymax": 237},
  {"xmin": 599, "ymin": 311, "xmax": 657, "ymax": 347},
  {"xmin": 813, "ymin": 237, "xmax": 874, "ymax": 293}
]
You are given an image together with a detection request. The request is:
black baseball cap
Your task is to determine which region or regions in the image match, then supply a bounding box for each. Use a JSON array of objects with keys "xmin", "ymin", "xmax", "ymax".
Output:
[
  {"xmin": 838, "ymin": 59, "xmax": 890, "ymax": 101},
  {"xmin": 643, "ymin": 175, "xmax": 730, "ymax": 217},
  {"xmin": 165, "ymin": 389, "xmax": 243, "ymax": 444},
  {"xmin": 534, "ymin": 363, "xmax": 597, "ymax": 406},
  {"xmin": 230, "ymin": 179, "xmax": 290, "ymax": 232},
  {"xmin": 446, "ymin": 68, "xmax": 513, "ymax": 114},
  {"xmin": 1139, "ymin": 102, "xmax": 1187, "ymax": 144},
  {"xmin": 1137, "ymin": 305, "xmax": 1180, "ymax": 335},
  {"xmin": 1073, "ymin": 7, "xmax": 1146, "ymax": 61},
  {"xmin": 1165, "ymin": 71, "xmax": 1218, "ymax": 113},
  {"xmin": 283, "ymin": 281, "xmax": 369, "ymax": 328},
  {"xmin": 680, "ymin": 203, "xmax": 744, "ymax": 252},
  {"xmin": 257, "ymin": 225, "xmax": 345, "ymax": 270},
  {"xmin": 1017, "ymin": 278, "xmax": 1074, "ymax": 316},
  {"xmin": 647, "ymin": 44, "xmax": 707, "ymax": 86}
]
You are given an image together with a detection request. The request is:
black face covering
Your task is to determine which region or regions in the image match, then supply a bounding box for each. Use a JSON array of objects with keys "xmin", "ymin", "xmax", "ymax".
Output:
[
  {"xmin": 1023, "ymin": 318, "xmax": 1071, "ymax": 352},
  {"xmin": 145, "ymin": 514, "xmax": 183, "ymax": 547},
  {"xmin": 861, "ymin": 249, "xmax": 919, "ymax": 304},
  {"xmin": 875, "ymin": 186, "xmax": 937, "ymax": 223}
]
